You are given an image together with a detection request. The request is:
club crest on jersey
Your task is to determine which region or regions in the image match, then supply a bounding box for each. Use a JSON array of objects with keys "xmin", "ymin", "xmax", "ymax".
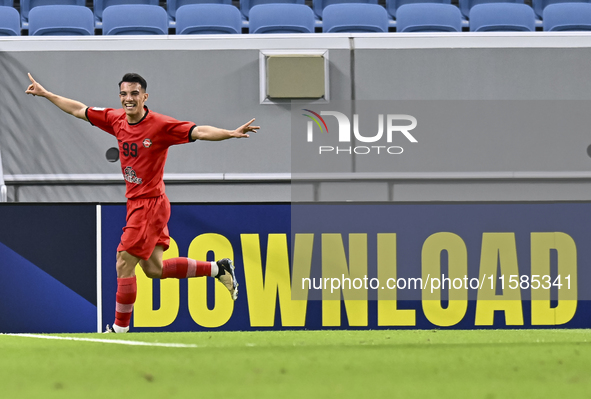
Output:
[
  {"xmin": 143, "ymin": 138, "xmax": 152, "ymax": 148},
  {"xmin": 123, "ymin": 166, "xmax": 143, "ymax": 185}
]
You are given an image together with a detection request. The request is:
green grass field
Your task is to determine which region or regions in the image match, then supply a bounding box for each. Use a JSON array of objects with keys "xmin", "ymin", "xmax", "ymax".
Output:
[{"xmin": 1, "ymin": 329, "xmax": 590, "ymax": 398}]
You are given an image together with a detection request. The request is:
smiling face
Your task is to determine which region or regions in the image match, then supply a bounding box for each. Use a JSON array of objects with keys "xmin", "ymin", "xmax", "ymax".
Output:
[{"xmin": 119, "ymin": 82, "xmax": 148, "ymax": 124}]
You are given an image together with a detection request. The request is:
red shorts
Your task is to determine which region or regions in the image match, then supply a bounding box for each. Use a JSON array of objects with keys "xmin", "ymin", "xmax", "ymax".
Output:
[{"xmin": 117, "ymin": 194, "xmax": 171, "ymax": 260}]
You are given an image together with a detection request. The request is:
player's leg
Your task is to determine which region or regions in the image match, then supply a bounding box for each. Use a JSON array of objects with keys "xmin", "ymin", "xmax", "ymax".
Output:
[
  {"xmin": 140, "ymin": 243, "xmax": 238, "ymax": 300},
  {"xmin": 108, "ymin": 250, "xmax": 141, "ymax": 333},
  {"xmin": 139, "ymin": 244, "xmax": 212, "ymax": 278},
  {"xmin": 145, "ymin": 194, "xmax": 234, "ymax": 286},
  {"xmin": 106, "ymin": 197, "xmax": 161, "ymax": 333}
]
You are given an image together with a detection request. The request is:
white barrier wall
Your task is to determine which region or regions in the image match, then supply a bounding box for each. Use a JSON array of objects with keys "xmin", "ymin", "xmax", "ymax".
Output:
[{"xmin": 2, "ymin": 34, "xmax": 591, "ymax": 202}]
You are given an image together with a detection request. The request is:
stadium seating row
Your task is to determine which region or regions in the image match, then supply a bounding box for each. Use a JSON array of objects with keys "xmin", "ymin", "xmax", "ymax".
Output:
[
  {"xmin": 1, "ymin": 1, "xmax": 591, "ymax": 35},
  {"xmin": 6, "ymin": 0, "xmax": 591, "ymax": 24}
]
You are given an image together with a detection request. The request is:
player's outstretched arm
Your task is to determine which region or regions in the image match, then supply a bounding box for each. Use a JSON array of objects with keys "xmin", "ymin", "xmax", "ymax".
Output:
[
  {"xmin": 191, "ymin": 118, "xmax": 259, "ymax": 141},
  {"xmin": 25, "ymin": 73, "xmax": 88, "ymax": 121}
]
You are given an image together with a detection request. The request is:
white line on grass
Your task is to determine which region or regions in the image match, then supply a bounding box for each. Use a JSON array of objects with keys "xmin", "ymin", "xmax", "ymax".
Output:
[{"xmin": 3, "ymin": 334, "xmax": 198, "ymax": 348}]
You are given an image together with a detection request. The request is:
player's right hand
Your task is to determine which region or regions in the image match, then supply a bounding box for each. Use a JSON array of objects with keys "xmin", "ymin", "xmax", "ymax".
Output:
[{"xmin": 25, "ymin": 73, "xmax": 48, "ymax": 97}]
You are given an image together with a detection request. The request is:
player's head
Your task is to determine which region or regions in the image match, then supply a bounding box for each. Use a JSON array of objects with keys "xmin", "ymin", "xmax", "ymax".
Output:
[
  {"xmin": 118, "ymin": 73, "xmax": 149, "ymax": 122},
  {"xmin": 119, "ymin": 73, "xmax": 147, "ymax": 91}
]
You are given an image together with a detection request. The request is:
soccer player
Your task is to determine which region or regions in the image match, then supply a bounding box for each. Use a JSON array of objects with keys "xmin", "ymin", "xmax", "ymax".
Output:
[{"xmin": 25, "ymin": 72, "xmax": 259, "ymax": 333}]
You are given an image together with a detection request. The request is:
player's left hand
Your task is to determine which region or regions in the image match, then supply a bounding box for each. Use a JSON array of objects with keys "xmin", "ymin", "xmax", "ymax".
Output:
[{"xmin": 233, "ymin": 118, "xmax": 260, "ymax": 138}]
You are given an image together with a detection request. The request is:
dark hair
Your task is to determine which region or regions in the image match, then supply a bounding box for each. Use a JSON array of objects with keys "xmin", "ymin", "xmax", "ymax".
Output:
[{"xmin": 119, "ymin": 73, "xmax": 147, "ymax": 91}]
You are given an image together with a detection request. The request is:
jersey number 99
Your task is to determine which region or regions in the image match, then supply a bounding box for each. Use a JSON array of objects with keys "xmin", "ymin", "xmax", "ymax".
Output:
[{"xmin": 122, "ymin": 142, "xmax": 138, "ymax": 157}]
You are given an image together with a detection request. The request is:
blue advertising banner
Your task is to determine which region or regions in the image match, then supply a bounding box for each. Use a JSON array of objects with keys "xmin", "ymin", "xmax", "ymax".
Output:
[
  {"xmin": 100, "ymin": 202, "xmax": 591, "ymax": 332},
  {"xmin": 1, "ymin": 202, "xmax": 590, "ymax": 333},
  {"xmin": 0, "ymin": 202, "xmax": 590, "ymax": 333},
  {"xmin": 0, "ymin": 204, "xmax": 97, "ymax": 333}
]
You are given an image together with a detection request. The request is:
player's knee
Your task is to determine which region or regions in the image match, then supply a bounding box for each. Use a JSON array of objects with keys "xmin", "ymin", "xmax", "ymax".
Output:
[
  {"xmin": 116, "ymin": 251, "xmax": 137, "ymax": 277},
  {"xmin": 143, "ymin": 267, "xmax": 161, "ymax": 279}
]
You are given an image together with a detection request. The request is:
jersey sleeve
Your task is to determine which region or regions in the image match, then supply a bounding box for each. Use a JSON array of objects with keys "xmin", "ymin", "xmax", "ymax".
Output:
[
  {"xmin": 86, "ymin": 107, "xmax": 118, "ymax": 136},
  {"xmin": 163, "ymin": 117, "xmax": 197, "ymax": 146}
]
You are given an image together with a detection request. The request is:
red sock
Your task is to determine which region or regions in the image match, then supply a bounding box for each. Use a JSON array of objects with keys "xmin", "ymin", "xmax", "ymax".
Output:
[
  {"xmin": 161, "ymin": 258, "xmax": 211, "ymax": 279},
  {"xmin": 115, "ymin": 276, "xmax": 137, "ymax": 329}
]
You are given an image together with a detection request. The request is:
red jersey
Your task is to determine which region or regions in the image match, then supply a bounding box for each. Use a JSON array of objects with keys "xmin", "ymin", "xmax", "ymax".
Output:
[{"xmin": 86, "ymin": 106, "xmax": 195, "ymax": 199}]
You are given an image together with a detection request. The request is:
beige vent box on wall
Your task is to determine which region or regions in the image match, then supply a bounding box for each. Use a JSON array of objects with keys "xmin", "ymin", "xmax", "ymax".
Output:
[{"xmin": 260, "ymin": 50, "xmax": 329, "ymax": 104}]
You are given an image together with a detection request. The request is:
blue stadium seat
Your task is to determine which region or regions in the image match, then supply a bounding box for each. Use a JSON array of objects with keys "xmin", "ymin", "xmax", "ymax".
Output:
[
  {"xmin": 458, "ymin": 0, "xmax": 525, "ymax": 19},
  {"xmin": 241, "ymin": 0, "xmax": 305, "ymax": 19},
  {"xmin": 386, "ymin": 0, "xmax": 450, "ymax": 19},
  {"xmin": 322, "ymin": 3, "xmax": 388, "ymax": 32},
  {"xmin": 94, "ymin": 0, "xmax": 160, "ymax": 28},
  {"xmin": 0, "ymin": 0, "xmax": 13, "ymax": 6},
  {"xmin": 102, "ymin": 4, "xmax": 168, "ymax": 35},
  {"xmin": 176, "ymin": 4, "xmax": 241, "ymax": 34},
  {"xmin": 249, "ymin": 3, "xmax": 314, "ymax": 33},
  {"xmin": 168, "ymin": 0, "xmax": 232, "ymax": 27},
  {"xmin": 543, "ymin": 2, "xmax": 591, "ymax": 30},
  {"xmin": 396, "ymin": 3, "xmax": 462, "ymax": 31},
  {"xmin": 469, "ymin": 3, "xmax": 535, "ymax": 31},
  {"xmin": 28, "ymin": 5, "xmax": 94, "ymax": 35},
  {"xmin": 0, "ymin": 6, "xmax": 20, "ymax": 35},
  {"xmin": 313, "ymin": 0, "xmax": 378, "ymax": 19},
  {"xmin": 533, "ymin": 0, "xmax": 591, "ymax": 19},
  {"xmin": 20, "ymin": 0, "xmax": 86, "ymax": 28}
]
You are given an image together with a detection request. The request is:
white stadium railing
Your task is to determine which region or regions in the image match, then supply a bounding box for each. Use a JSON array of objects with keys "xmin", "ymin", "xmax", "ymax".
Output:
[
  {"xmin": 4, "ymin": 171, "xmax": 591, "ymax": 202},
  {"xmin": 0, "ymin": 150, "xmax": 7, "ymax": 202}
]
